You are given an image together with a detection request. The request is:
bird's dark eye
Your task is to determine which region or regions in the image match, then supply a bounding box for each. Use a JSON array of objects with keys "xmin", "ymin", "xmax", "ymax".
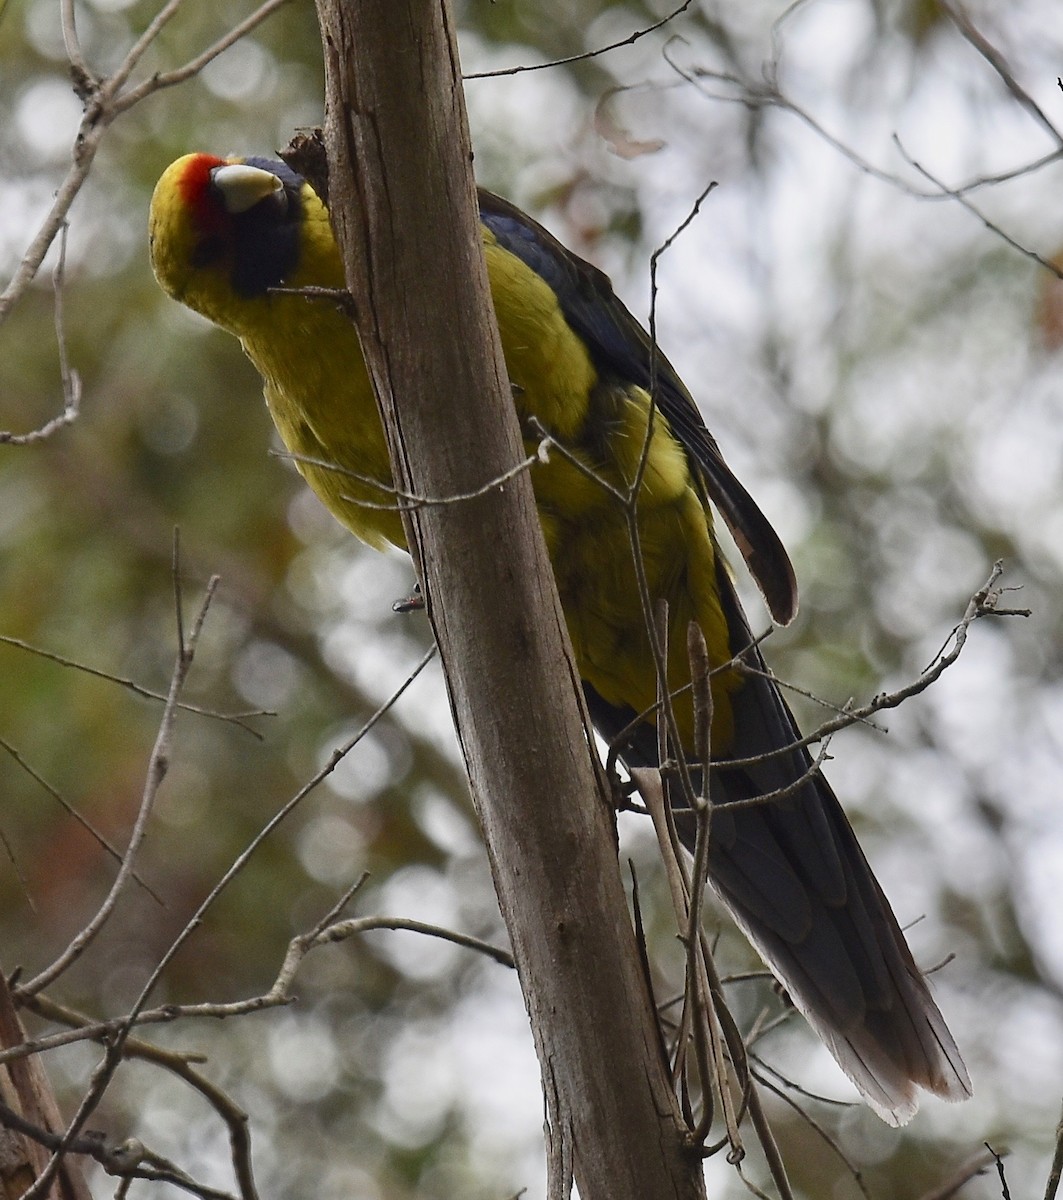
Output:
[
  {"xmin": 263, "ymin": 188, "xmax": 289, "ymax": 218},
  {"xmin": 190, "ymin": 235, "xmax": 225, "ymax": 268}
]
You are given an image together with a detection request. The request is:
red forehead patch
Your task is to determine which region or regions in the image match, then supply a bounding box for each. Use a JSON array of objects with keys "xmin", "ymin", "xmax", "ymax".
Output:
[{"xmin": 178, "ymin": 153, "xmax": 229, "ymax": 232}]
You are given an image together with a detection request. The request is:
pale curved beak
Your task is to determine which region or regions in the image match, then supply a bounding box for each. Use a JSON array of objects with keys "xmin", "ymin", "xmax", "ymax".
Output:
[{"xmin": 211, "ymin": 163, "xmax": 285, "ymax": 214}]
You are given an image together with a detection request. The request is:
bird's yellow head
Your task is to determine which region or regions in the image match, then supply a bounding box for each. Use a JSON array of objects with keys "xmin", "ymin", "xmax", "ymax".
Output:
[{"xmin": 149, "ymin": 153, "xmax": 343, "ymax": 335}]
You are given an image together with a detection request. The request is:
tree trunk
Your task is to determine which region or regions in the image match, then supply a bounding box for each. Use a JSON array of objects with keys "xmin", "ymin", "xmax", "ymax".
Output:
[{"xmin": 311, "ymin": 1, "xmax": 706, "ymax": 1196}]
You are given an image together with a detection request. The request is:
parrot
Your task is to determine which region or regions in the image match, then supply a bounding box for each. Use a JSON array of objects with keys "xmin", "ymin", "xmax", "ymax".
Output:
[{"xmin": 149, "ymin": 152, "xmax": 971, "ymax": 1125}]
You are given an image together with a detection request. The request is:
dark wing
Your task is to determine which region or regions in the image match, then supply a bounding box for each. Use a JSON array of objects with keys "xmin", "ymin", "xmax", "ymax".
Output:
[
  {"xmin": 583, "ymin": 557, "xmax": 973, "ymax": 1124},
  {"xmin": 477, "ymin": 188, "xmax": 798, "ymax": 626}
]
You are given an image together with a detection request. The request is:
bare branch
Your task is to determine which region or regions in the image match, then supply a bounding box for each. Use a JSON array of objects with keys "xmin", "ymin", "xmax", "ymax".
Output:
[
  {"xmin": 895, "ymin": 139, "xmax": 1063, "ymax": 279},
  {"xmin": 12, "ymin": 647, "xmax": 434, "ymax": 1197},
  {"xmin": 941, "ymin": 2, "xmax": 1063, "ymax": 149},
  {"xmin": 915, "ymin": 1147, "xmax": 996, "ymax": 1200},
  {"xmin": 0, "ymin": 735, "xmax": 165, "ymax": 905},
  {"xmin": 105, "ymin": 0, "xmax": 188, "ymax": 96},
  {"xmin": 464, "ymin": 0, "xmax": 694, "ymax": 80},
  {"xmin": 9, "ymin": 898, "xmax": 511, "ymax": 1199},
  {"xmin": 984, "ymin": 1144, "xmax": 1013, "ymax": 1200},
  {"xmin": 60, "ymin": 0, "xmax": 92, "ymax": 94},
  {"xmin": 0, "ymin": 1099, "xmax": 240, "ymax": 1200},
  {"xmin": 0, "ymin": 224, "xmax": 81, "ymax": 445},
  {"xmin": 0, "ymin": 0, "xmax": 290, "ymax": 327},
  {"xmin": 662, "ymin": 40, "xmax": 1063, "ymax": 258},
  {"xmin": 721, "ymin": 561, "xmax": 1026, "ymax": 771},
  {"xmin": 275, "ymin": 444, "xmax": 541, "ymax": 516},
  {"xmin": 751, "ymin": 1067, "xmax": 871, "ymax": 1200},
  {"xmin": 0, "ymin": 633, "xmax": 269, "ymax": 735},
  {"xmin": 7, "ymin": 911, "xmax": 510, "ymax": 1070},
  {"xmin": 289, "ymin": 913, "xmax": 515, "ymax": 975},
  {"xmin": 20, "ymin": 575, "xmax": 220, "ymax": 997},
  {"xmin": 111, "ymin": 0, "xmax": 294, "ymax": 114}
]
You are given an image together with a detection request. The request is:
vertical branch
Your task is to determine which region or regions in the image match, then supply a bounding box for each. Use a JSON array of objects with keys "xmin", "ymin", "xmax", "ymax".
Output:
[{"xmin": 312, "ymin": 2, "xmax": 705, "ymax": 1196}]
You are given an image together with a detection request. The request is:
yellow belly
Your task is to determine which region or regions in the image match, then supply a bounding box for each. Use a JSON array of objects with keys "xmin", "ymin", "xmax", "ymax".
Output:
[{"xmin": 240, "ymin": 226, "xmax": 739, "ymax": 752}]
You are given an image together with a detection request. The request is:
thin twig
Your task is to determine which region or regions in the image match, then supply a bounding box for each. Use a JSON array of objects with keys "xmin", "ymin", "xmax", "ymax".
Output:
[
  {"xmin": 0, "ymin": 827, "xmax": 35, "ymax": 914},
  {"xmin": 59, "ymin": 0, "xmax": 91, "ymax": 92},
  {"xmin": 985, "ymin": 1144, "xmax": 1012, "ymax": 1200},
  {"xmin": 604, "ymin": 625, "xmax": 777, "ymax": 783},
  {"xmin": 681, "ymin": 623, "xmax": 723, "ymax": 1146},
  {"xmin": 111, "ymin": 0, "xmax": 292, "ymax": 113},
  {"xmin": 464, "ymin": 0, "xmax": 694, "ymax": 79},
  {"xmin": 637, "ymin": 178, "xmax": 717, "ymax": 511},
  {"xmin": 173, "ymin": 529, "xmax": 187, "ymax": 661},
  {"xmin": 291, "ymin": 914, "xmax": 515, "ymax": 974},
  {"xmin": 5, "ymin": 904, "xmax": 509, "ymax": 1072},
  {"xmin": 15, "ymin": 579, "xmax": 220, "ymax": 1198},
  {"xmin": 0, "ymin": 735, "xmax": 165, "ymax": 905},
  {"xmin": 940, "ymin": 2, "xmax": 1063, "ymax": 149},
  {"xmin": 112, "ymin": 646, "xmax": 438, "ymax": 1010},
  {"xmin": 634, "ymin": 766, "xmax": 747, "ymax": 1160},
  {"xmin": 0, "ymin": 633, "xmax": 269, "ymax": 735},
  {"xmin": 752, "ymin": 1067, "xmax": 871, "ymax": 1200},
  {"xmin": 20, "ymin": 576, "xmax": 220, "ymax": 998},
  {"xmin": 0, "ymin": 1099, "xmax": 239, "ymax": 1200},
  {"xmin": 17, "ymin": 649, "xmax": 435, "ymax": 1200},
  {"xmin": 51, "ymin": 222, "xmax": 81, "ymax": 419},
  {"xmin": 896, "ymin": 139, "xmax": 1063, "ymax": 278},
  {"xmin": 275, "ymin": 446, "xmax": 541, "ymax": 517},
  {"xmin": 750, "ymin": 1054, "xmax": 851, "ymax": 1112},
  {"xmin": 0, "ymin": 225, "xmax": 81, "ymax": 444},
  {"xmin": 613, "ymin": 182, "xmax": 720, "ymax": 819},
  {"xmin": 693, "ymin": 737, "xmax": 834, "ymax": 813},
  {"xmin": 663, "ymin": 44, "xmax": 1063, "ymax": 215},
  {"xmin": 915, "ymin": 1148, "xmax": 996, "ymax": 1200},
  {"xmin": 0, "ymin": 0, "xmax": 290, "ymax": 325},
  {"xmin": 720, "ymin": 561, "xmax": 1025, "ymax": 770},
  {"xmin": 104, "ymin": 0, "xmax": 188, "ymax": 97}
]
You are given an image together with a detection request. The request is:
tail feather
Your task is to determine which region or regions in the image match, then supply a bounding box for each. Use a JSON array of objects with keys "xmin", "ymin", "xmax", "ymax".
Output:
[{"xmin": 585, "ymin": 563, "xmax": 971, "ymax": 1125}]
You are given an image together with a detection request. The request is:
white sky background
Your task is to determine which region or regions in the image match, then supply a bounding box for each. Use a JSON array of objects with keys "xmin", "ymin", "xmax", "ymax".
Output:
[{"xmin": 6, "ymin": 0, "xmax": 1063, "ymax": 1195}]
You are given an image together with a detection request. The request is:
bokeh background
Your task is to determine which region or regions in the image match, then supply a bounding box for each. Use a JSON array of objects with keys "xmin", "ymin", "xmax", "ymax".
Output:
[{"xmin": 2, "ymin": 0, "xmax": 1063, "ymax": 1196}]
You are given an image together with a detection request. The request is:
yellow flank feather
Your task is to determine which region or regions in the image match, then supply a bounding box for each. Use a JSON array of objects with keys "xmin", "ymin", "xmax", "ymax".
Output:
[{"xmin": 481, "ymin": 227, "xmax": 596, "ymax": 442}]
